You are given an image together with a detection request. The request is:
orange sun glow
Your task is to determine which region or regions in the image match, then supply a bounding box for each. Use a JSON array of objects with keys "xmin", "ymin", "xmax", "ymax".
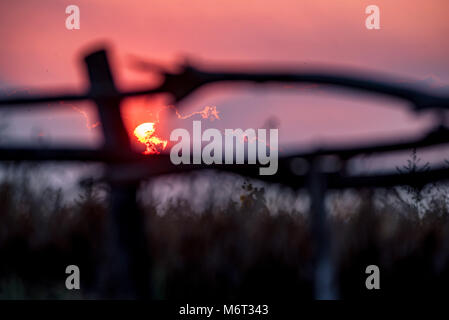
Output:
[{"xmin": 133, "ymin": 122, "xmax": 168, "ymax": 155}]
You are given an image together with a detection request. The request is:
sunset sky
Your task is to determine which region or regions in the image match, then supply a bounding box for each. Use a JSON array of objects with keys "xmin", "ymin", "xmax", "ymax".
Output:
[{"xmin": 0, "ymin": 0, "xmax": 448, "ymax": 154}]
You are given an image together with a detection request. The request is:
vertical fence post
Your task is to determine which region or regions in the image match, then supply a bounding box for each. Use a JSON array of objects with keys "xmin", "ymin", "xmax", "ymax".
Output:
[
  {"xmin": 84, "ymin": 49, "xmax": 151, "ymax": 299},
  {"xmin": 309, "ymin": 156, "xmax": 337, "ymax": 299}
]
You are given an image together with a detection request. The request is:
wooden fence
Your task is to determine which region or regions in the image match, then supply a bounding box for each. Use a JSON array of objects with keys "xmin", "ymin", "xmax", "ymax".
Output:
[{"xmin": 0, "ymin": 48, "xmax": 448, "ymax": 299}]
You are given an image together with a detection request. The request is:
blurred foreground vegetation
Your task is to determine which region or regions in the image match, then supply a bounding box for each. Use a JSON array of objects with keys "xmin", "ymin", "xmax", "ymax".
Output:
[{"xmin": 0, "ymin": 152, "xmax": 448, "ymax": 299}]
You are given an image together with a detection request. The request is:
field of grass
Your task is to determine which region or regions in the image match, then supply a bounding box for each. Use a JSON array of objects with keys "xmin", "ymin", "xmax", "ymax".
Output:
[{"xmin": 0, "ymin": 152, "xmax": 448, "ymax": 299}]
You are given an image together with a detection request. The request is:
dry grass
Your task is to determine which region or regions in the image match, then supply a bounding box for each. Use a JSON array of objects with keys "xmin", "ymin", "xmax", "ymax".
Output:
[{"xmin": 0, "ymin": 159, "xmax": 448, "ymax": 299}]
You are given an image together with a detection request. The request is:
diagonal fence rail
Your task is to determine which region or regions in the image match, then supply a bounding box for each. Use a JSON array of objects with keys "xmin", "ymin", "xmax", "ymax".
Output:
[{"xmin": 0, "ymin": 48, "xmax": 448, "ymax": 299}]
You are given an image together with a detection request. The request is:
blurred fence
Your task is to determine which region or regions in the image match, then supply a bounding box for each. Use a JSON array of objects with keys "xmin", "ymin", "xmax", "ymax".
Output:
[{"xmin": 0, "ymin": 48, "xmax": 448, "ymax": 299}]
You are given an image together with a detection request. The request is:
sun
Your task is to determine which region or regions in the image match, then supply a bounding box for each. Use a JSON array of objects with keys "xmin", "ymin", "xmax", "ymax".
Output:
[{"xmin": 133, "ymin": 122, "xmax": 168, "ymax": 155}]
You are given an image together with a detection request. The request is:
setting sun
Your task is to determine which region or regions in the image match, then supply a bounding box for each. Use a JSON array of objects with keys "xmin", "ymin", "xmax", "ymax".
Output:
[{"xmin": 133, "ymin": 122, "xmax": 168, "ymax": 155}]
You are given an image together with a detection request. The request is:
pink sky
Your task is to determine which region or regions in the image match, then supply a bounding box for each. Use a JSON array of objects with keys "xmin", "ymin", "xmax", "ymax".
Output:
[{"xmin": 0, "ymin": 0, "xmax": 448, "ymax": 152}]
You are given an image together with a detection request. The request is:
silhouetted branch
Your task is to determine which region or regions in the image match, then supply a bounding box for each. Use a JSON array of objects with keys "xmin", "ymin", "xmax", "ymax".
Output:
[{"xmin": 1, "ymin": 62, "xmax": 448, "ymax": 111}]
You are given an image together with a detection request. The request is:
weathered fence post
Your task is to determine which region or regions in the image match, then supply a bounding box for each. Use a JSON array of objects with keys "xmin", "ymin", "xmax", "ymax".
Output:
[
  {"xmin": 84, "ymin": 49, "xmax": 151, "ymax": 299},
  {"xmin": 308, "ymin": 156, "xmax": 337, "ymax": 299}
]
